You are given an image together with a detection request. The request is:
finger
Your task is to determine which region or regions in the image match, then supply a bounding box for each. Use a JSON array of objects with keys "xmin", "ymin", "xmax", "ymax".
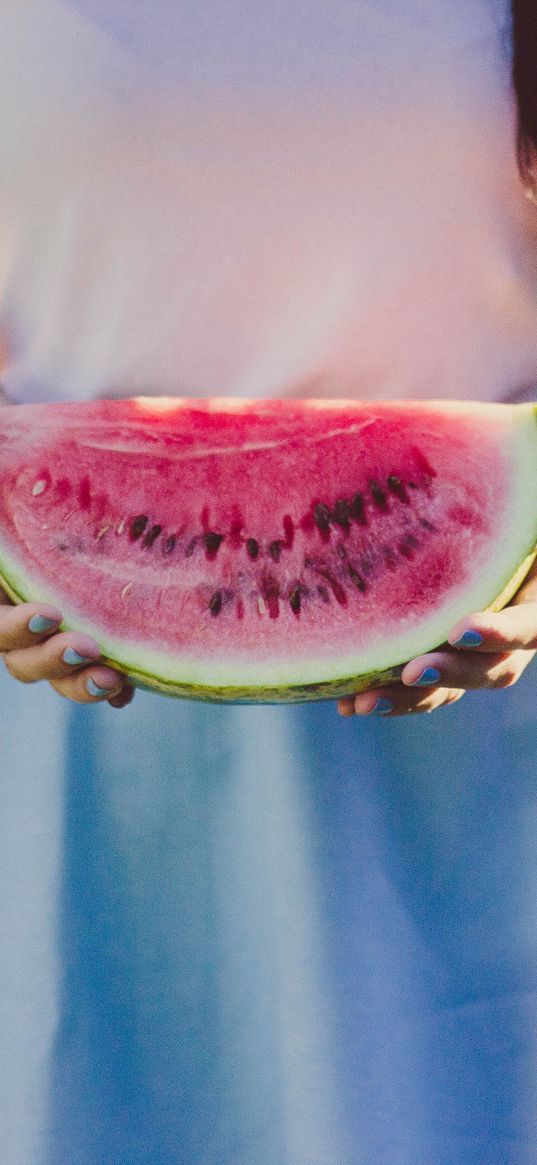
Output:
[
  {"xmin": 49, "ymin": 665, "xmax": 127, "ymax": 704},
  {"xmin": 108, "ymin": 685, "xmax": 135, "ymax": 709},
  {"xmin": 401, "ymin": 648, "xmax": 534, "ymax": 692},
  {"xmin": 338, "ymin": 685, "xmax": 465, "ymax": 718},
  {"xmin": 448, "ymin": 603, "xmax": 537, "ymax": 653},
  {"xmin": 2, "ymin": 631, "xmax": 103, "ymax": 684},
  {"xmin": 0, "ymin": 603, "xmax": 63, "ymax": 652}
]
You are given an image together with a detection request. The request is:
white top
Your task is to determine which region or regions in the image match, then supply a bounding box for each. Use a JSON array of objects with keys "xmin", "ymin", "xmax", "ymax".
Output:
[{"xmin": 0, "ymin": 0, "xmax": 536, "ymax": 404}]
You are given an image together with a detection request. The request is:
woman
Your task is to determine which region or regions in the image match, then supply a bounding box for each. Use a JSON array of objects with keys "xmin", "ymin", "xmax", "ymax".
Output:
[{"xmin": 1, "ymin": 2, "xmax": 537, "ymax": 1161}]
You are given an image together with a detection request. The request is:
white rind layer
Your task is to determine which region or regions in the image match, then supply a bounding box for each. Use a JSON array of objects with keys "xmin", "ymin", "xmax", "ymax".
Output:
[{"xmin": 0, "ymin": 401, "xmax": 536, "ymax": 699}]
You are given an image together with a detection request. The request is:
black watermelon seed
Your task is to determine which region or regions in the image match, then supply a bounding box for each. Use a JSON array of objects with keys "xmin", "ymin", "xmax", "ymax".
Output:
[
  {"xmin": 407, "ymin": 481, "xmax": 418, "ymax": 490},
  {"xmin": 130, "ymin": 514, "xmax": 149, "ymax": 540},
  {"xmin": 204, "ymin": 531, "xmax": 223, "ymax": 554},
  {"xmin": 333, "ymin": 499, "xmax": 351, "ymax": 528},
  {"xmin": 314, "ymin": 503, "xmax": 331, "ymax": 532},
  {"xmin": 289, "ymin": 586, "xmax": 302, "ymax": 615},
  {"xmin": 405, "ymin": 533, "xmax": 419, "ymax": 550},
  {"xmin": 348, "ymin": 565, "xmax": 366, "ymax": 592},
  {"xmin": 351, "ymin": 492, "xmax": 366, "ymax": 523},
  {"xmin": 143, "ymin": 524, "xmax": 163, "ymax": 548},
  {"xmin": 370, "ymin": 480, "xmax": 387, "ymax": 509},
  {"xmin": 420, "ymin": 518, "xmax": 436, "ymax": 531},
  {"xmin": 209, "ymin": 591, "xmax": 223, "ymax": 616},
  {"xmin": 387, "ymin": 475, "xmax": 409, "ymax": 503},
  {"xmin": 247, "ymin": 537, "xmax": 260, "ymax": 560},
  {"xmin": 269, "ymin": 540, "xmax": 282, "ymax": 562},
  {"xmin": 164, "ymin": 534, "xmax": 177, "ymax": 554}
]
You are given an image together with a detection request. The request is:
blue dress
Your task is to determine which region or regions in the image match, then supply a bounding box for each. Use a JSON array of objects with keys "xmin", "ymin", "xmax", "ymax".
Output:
[
  {"xmin": 2, "ymin": 670, "xmax": 537, "ymax": 1163},
  {"xmin": 1, "ymin": 2, "xmax": 537, "ymax": 1162}
]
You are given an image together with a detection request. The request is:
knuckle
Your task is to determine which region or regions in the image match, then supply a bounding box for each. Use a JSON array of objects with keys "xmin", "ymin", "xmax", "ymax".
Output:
[
  {"xmin": 0, "ymin": 629, "xmax": 26, "ymax": 654},
  {"xmin": 420, "ymin": 687, "xmax": 460, "ymax": 713},
  {"xmin": 484, "ymin": 654, "xmax": 519, "ymax": 688},
  {"xmin": 444, "ymin": 689, "xmax": 465, "ymax": 705},
  {"xmin": 416, "ymin": 692, "xmax": 444, "ymax": 713},
  {"xmin": 2, "ymin": 655, "xmax": 18, "ymax": 679},
  {"xmin": 492, "ymin": 669, "xmax": 520, "ymax": 689},
  {"xmin": 412, "ymin": 689, "xmax": 437, "ymax": 708},
  {"xmin": 49, "ymin": 680, "xmax": 87, "ymax": 704},
  {"xmin": 9, "ymin": 668, "xmax": 35, "ymax": 685}
]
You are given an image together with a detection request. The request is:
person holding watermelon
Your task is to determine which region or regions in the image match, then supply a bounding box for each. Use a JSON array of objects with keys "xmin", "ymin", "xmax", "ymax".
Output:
[{"xmin": 0, "ymin": 2, "xmax": 536, "ymax": 1163}]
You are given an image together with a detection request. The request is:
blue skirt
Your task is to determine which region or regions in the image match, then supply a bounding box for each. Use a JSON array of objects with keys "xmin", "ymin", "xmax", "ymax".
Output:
[{"xmin": 2, "ymin": 667, "xmax": 537, "ymax": 1164}]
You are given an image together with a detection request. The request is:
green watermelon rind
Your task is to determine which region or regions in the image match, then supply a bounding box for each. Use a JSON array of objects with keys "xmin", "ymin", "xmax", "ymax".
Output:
[{"xmin": 0, "ymin": 400, "xmax": 536, "ymax": 703}]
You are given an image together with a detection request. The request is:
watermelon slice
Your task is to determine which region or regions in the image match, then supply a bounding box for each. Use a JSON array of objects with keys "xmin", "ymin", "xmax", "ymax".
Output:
[{"xmin": 0, "ymin": 397, "xmax": 535, "ymax": 703}]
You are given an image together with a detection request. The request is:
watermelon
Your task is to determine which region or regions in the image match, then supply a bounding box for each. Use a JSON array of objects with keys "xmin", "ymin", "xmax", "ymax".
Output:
[{"xmin": 0, "ymin": 397, "xmax": 535, "ymax": 703}]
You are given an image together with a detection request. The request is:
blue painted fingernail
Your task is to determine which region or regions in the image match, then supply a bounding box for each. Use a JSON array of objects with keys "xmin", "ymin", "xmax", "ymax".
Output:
[
  {"xmin": 451, "ymin": 630, "xmax": 484, "ymax": 648},
  {"xmin": 409, "ymin": 667, "xmax": 441, "ymax": 687},
  {"xmin": 63, "ymin": 648, "xmax": 97, "ymax": 666},
  {"xmin": 370, "ymin": 697, "xmax": 394, "ymax": 715},
  {"xmin": 87, "ymin": 677, "xmax": 117, "ymax": 698},
  {"xmin": 28, "ymin": 614, "xmax": 60, "ymax": 633}
]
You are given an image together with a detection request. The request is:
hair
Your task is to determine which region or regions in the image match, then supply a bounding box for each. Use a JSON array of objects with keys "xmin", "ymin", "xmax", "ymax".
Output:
[{"xmin": 512, "ymin": 0, "xmax": 537, "ymax": 195}]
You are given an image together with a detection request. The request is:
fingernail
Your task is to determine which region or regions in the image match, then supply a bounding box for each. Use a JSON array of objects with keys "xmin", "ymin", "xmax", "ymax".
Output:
[
  {"xmin": 409, "ymin": 667, "xmax": 441, "ymax": 687},
  {"xmin": 28, "ymin": 614, "xmax": 61, "ymax": 633},
  {"xmin": 87, "ymin": 677, "xmax": 119, "ymax": 698},
  {"xmin": 450, "ymin": 630, "xmax": 484, "ymax": 648},
  {"xmin": 63, "ymin": 648, "xmax": 98, "ymax": 666},
  {"xmin": 369, "ymin": 697, "xmax": 394, "ymax": 715}
]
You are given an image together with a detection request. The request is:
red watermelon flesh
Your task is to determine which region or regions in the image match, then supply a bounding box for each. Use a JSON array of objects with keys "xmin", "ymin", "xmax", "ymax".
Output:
[{"xmin": 0, "ymin": 397, "xmax": 535, "ymax": 702}]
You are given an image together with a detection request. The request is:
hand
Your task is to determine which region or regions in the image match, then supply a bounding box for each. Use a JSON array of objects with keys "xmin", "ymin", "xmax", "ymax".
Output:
[
  {"xmin": 338, "ymin": 557, "xmax": 537, "ymax": 718},
  {"xmin": 0, "ymin": 592, "xmax": 134, "ymax": 708}
]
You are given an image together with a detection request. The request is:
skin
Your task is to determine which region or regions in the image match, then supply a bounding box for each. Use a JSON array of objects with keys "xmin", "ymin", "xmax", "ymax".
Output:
[
  {"xmin": 0, "ymin": 589, "xmax": 134, "ymax": 708},
  {"xmin": 338, "ymin": 557, "xmax": 537, "ymax": 718},
  {"xmin": 0, "ymin": 560, "xmax": 536, "ymax": 713}
]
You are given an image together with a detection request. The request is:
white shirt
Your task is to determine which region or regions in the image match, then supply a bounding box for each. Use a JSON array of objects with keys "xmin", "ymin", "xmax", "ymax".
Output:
[{"xmin": 0, "ymin": 0, "xmax": 536, "ymax": 404}]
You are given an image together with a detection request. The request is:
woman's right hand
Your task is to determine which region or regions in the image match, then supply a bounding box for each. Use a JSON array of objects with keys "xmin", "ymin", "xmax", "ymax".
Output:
[{"xmin": 0, "ymin": 593, "xmax": 134, "ymax": 708}]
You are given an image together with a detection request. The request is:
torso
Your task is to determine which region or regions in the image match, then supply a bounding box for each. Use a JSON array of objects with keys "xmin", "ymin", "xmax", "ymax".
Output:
[{"xmin": 0, "ymin": 0, "xmax": 536, "ymax": 404}]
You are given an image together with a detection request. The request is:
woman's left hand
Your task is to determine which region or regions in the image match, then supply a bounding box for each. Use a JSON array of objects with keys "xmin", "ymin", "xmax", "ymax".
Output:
[{"xmin": 338, "ymin": 557, "xmax": 537, "ymax": 718}]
